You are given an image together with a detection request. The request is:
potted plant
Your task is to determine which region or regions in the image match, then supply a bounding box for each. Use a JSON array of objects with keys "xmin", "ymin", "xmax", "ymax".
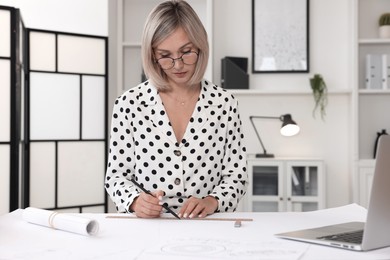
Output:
[
  {"xmin": 379, "ymin": 13, "xmax": 390, "ymax": 38},
  {"xmin": 309, "ymin": 74, "xmax": 328, "ymax": 120}
]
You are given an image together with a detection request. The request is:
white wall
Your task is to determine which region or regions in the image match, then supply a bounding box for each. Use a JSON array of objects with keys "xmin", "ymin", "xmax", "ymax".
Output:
[
  {"xmin": 213, "ymin": 0, "xmax": 353, "ymax": 208},
  {"xmin": 213, "ymin": 0, "xmax": 352, "ymax": 92},
  {"xmin": 0, "ymin": 0, "xmax": 108, "ymax": 36}
]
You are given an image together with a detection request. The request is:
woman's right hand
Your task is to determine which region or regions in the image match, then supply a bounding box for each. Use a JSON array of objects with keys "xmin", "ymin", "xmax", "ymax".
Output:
[{"xmin": 129, "ymin": 190, "xmax": 165, "ymax": 218}]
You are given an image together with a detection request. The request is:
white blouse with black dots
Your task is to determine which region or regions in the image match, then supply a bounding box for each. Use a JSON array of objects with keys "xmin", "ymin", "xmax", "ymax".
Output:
[{"xmin": 105, "ymin": 80, "xmax": 248, "ymax": 213}]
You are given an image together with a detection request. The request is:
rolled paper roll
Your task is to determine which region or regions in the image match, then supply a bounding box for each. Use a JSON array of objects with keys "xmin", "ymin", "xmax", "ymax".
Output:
[{"xmin": 22, "ymin": 207, "xmax": 99, "ymax": 236}]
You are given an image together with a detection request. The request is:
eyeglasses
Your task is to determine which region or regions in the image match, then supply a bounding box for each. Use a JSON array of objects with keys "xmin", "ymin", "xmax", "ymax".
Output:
[{"xmin": 155, "ymin": 51, "xmax": 199, "ymax": 70}]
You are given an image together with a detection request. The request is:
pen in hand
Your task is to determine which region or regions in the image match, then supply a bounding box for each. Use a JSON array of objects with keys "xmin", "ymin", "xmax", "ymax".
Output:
[{"xmin": 130, "ymin": 178, "xmax": 181, "ymax": 219}]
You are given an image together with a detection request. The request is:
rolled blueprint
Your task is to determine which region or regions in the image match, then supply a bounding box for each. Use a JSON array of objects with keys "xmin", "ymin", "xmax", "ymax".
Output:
[{"xmin": 22, "ymin": 207, "xmax": 99, "ymax": 236}]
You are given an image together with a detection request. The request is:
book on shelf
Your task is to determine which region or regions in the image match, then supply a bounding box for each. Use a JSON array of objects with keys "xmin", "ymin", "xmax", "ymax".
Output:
[
  {"xmin": 382, "ymin": 54, "xmax": 390, "ymax": 90},
  {"xmin": 365, "ymin": 54, "xmax": 389, "ymax": 90}
]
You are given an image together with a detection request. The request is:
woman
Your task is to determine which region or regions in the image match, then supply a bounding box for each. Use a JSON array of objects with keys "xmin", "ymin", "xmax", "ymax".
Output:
[{"xmin": 105, "ymin": 0, "xmax": 247, "ymax": 218}]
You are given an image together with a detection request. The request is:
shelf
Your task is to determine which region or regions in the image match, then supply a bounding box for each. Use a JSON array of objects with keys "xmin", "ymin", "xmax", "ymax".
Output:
[
  {"xmin": 358, "ymin": 89, "xmax": 390, "ymax": 94},
  {"xmin": 356, "ymin": 0, "xmax": 390, "ymax": 162},
  {"xmin": 352, "ymin": 0, "xmax": 390, "ymax": 207},
  {"xmin": 358, "ymin": 38, "xmax": 390, "ymax": 45},
  {"xmin": 358, "ymin": 159, "xmax": 376, "ymax": 166},
  {"xmin": 228, "ymin": 89, "xmax": 352, "ymax": 96},
  {"xmin": 122, "ymin": 42, "xmax": 141, "ymax": 47}
]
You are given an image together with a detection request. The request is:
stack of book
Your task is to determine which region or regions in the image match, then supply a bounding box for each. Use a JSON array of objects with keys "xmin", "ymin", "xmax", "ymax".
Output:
[{"xmin": 366, "ymin": 54, "xmax": 390, "ymax": 90}]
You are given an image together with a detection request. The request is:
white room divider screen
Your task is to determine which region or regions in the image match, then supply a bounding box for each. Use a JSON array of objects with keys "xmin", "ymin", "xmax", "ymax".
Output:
[
  {"xmin": 25, "ymin": 29, "xmax": 108, "ymax": 213},
  {"xmin": 0, "ymin": 6, "xmax": 23, "ymax": 215}
]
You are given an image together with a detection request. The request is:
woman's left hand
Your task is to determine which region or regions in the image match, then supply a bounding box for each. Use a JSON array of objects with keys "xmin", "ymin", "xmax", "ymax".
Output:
[{"xmin": 178, "ymin": 196, "xmax": 218, "ymax": 219}]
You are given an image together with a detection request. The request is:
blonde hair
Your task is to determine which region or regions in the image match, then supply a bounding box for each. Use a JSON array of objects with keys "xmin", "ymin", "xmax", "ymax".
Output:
[{"xmin": 141, "ymin": 0, "xmax": 209, "ymax": 90}]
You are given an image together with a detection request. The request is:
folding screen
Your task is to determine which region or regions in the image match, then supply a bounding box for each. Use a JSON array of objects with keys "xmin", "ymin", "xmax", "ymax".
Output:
[
  {"xmin": 26, "ymin": 29, "xmax": 108, "ymax": 213},
  {"xmin": 0, "ymin": 6, "xmax": 23, "ymax": 215},
  {"xmin": 0, "ymin": 7, "xmax": 11, "ymax": 213}
]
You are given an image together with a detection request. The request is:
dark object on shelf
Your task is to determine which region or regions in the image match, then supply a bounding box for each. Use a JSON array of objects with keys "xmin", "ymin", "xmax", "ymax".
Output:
[
  {"xmin": 249, "ymin": 114, "xmax": 300, "ymax": 158},
  {"xmin": 374, "ymin": 129, "xmax": 388, "ymax": 158},
  {"xmin": 221, "ymin": 57, "xmax": 249, "ymax": 89}
]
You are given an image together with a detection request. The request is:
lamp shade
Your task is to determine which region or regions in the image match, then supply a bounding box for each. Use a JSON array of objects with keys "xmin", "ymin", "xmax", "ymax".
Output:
[{"xmin": 280, "ymin": 114, "xmax": 300, "ymax": 136}]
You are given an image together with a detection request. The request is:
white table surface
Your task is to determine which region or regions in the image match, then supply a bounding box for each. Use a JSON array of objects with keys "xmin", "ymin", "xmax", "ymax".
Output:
[{"xmin": 1, "ymin": 204, "xmax": 390, "ymax": 260}]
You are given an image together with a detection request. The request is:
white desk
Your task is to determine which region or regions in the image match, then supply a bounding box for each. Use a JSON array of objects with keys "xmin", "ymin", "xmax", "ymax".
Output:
[{"xmin": 0, "ymin": 204, "xmax": 389, "ymax": 259}]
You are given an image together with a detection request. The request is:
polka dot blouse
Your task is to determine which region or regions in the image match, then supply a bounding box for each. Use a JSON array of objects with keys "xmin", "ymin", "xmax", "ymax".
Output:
[{"xmin": 105, "ymin": 80, "xmax": 248, "ymax": 213}]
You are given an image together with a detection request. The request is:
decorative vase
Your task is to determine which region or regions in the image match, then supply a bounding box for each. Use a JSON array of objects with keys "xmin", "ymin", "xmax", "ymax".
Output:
[
  {"xmin": 379, "ymin": 25, "xmax": 390, "ymax": 38},
  {"xmin": 374, "ymin": 129, "xmax": 388, "ymax": 158}
]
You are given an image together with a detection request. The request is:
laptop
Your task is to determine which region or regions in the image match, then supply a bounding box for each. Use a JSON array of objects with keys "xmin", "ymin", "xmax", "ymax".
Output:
[{"xmin": 275, "ymin": 135, "xmax": 390, "ymax": 251}]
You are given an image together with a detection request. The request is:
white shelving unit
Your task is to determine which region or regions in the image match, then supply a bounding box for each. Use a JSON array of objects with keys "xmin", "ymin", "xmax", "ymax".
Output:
[
  {"xmin": 114, "ymin": 0, "xmax": 213, "ymax": 96},
  {"xmin": 244, "ymin": 157, "xmax": 325, "ymax": 212},
  {"xmin": 353, "ymin": 0, "xmax": 390, "ymax": 206}
]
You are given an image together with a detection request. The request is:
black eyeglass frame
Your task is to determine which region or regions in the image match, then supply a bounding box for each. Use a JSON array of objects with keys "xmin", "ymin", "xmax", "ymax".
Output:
[{"xmin": 155, "ymin": 51, "xmax": 199, "ymax": 70}]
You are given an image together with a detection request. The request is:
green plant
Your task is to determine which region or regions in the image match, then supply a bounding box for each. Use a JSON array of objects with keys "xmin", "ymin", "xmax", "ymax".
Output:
[
  {"xmin": 309, "ymin": 74, "xmax": 328, "ymax": 120},
  {"xmin": 379, "ymin": 13, "xmax": 390, "ymax": 26}
]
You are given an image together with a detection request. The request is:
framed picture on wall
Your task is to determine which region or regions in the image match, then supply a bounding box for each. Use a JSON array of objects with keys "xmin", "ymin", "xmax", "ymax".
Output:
[{"xmin": 252, "ymin": 0, "xmax": 309, "ymax": 73}]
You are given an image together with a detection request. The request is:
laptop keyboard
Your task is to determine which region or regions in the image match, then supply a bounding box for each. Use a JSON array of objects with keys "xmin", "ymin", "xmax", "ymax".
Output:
[{"xmin": 317, "ymin": 230, "xmax": 364, "ymax": 244}]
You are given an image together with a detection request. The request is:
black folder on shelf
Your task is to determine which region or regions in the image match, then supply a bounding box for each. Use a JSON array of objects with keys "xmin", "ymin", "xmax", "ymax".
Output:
[{"xmin": 221, "ymin": 57, "xmax": 249, "ymax": 89}]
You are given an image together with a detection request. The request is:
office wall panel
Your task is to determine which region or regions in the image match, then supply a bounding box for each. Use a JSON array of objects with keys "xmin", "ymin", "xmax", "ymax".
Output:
[
  {"xmin": 0, "ymin": 8, "xmax": 11, "ymax": 170},
  {"xmin": 57, "ymin": 141, "xmax": 105, "ymax": 207},
  {"xmin": 1, "ymin": 6, "xmax": 23, "ymax": 212},
  {"xmin": 57, "ymin": 35, "xmax": 105, "ymax": 75},
  {"xmin": 29, "ymin": 31, "xmax": 56, "ymax": 71},
  {"xmin": 20, "ymin": 69, "xmax": 25, "ymax": 139},
  {"xmin": 26, "ymin": 29, "xmax": 107, "ymax": 213},
  {"xmin": 0, "ymin": 10, "xmax": 10, "ymax": 57},
  {"xmin": 1, "ymin": 8, "xmax": 108, "ymax": 212},
  {"xmin": 0, "ymin": 59, "xmax": 10, "ymax": 142},
  {"xmin": 82, "ymin": 75, "xmax": 105, "ymax": 139},
  {"xmin": 29, "ymin": 72, "xmax": 80, "ymax": 140},
  {"xmin": 0, "ymin": 145, "xmax": 10, "ymax": 215},
  {"xmin": 29, "ymin": 142, "xmax": 56, "ymax": 208}
]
